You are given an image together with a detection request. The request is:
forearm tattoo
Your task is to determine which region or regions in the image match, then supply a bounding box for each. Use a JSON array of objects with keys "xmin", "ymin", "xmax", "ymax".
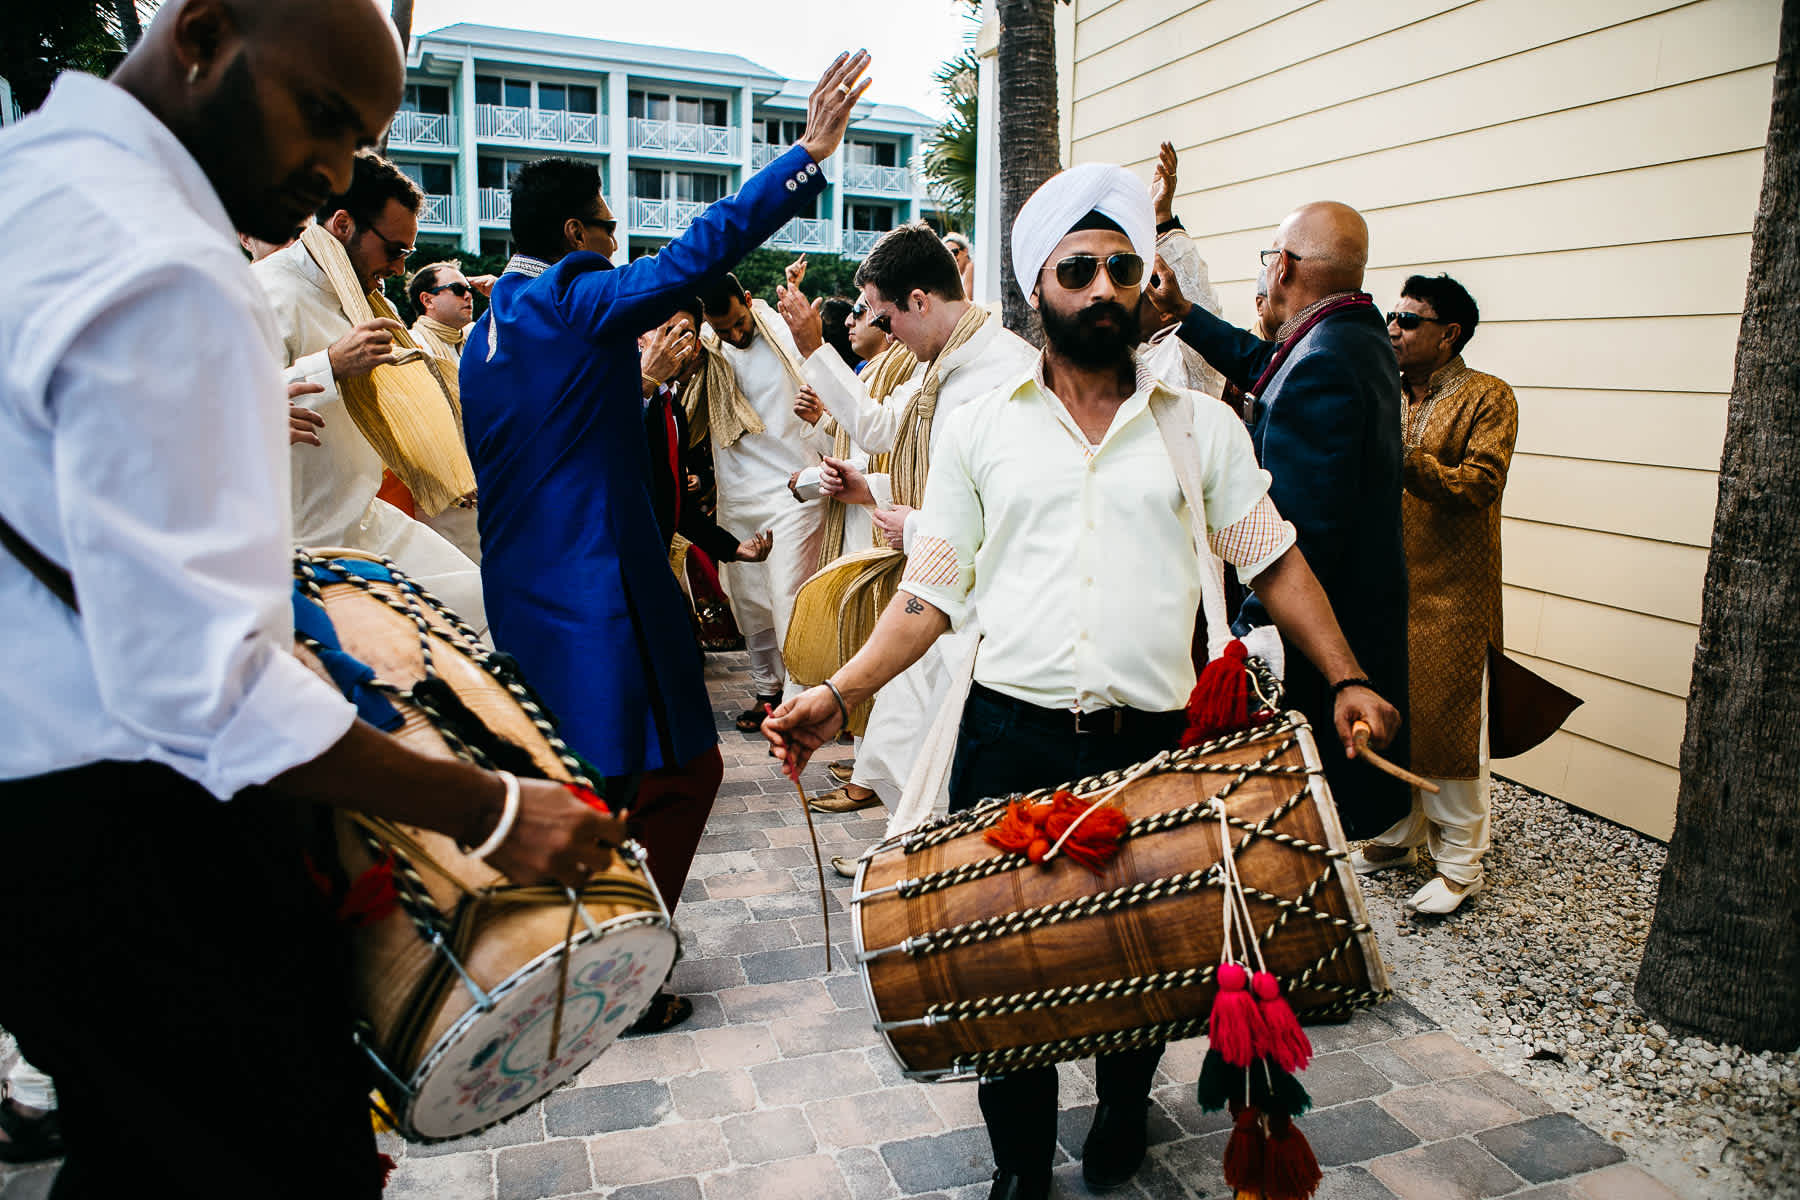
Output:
[{"xmin": 904, "ymin": 596, "xmax": 924, "ymax": 615}]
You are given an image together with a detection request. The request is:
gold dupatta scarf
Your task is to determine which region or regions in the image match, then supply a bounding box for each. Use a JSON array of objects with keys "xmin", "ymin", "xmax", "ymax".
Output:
[
  {"xmin": 685, "ymin": 300, "xmax": 806, "ymax": 450},
  {"xmin": 886, "ymin": 304, "xmax": 987, "ymax": 508},
  {"xmin": 411, "ymin": 315, "xmax": 466, "ymax": 365},
  {"xmin": 816, "ymin": 340, "xmax": 920, "ymax": 561},
  {"xmin": 298, "ymin": 224, "xmax": 474, "ymax": 515}
]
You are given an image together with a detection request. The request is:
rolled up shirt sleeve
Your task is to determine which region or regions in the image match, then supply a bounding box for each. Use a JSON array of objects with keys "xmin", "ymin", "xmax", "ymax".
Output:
[
  {"xmin": 42, "ymin": 254, "xmax": 356, "ymax": 797},
  {"xmin": 1192, "ymin": 397, "xmax": 1297, "ymax": 583},
  {"xmin": 896, "ymin": 411, "xmax": 981, "ymax": 629}
]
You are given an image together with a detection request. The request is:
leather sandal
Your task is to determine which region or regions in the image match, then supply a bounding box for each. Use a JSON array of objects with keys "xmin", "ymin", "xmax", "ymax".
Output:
[
  {"xmin": 625, "ymin": 990, "xmax": 694, "ymax": 1035},
  {"xmin": 0, "ymin": 1093, "xmax": 64, "ymax": 1165},
  {"xmin": 734, "ymin": 695, "xmax": 780, "ymax": 734}
]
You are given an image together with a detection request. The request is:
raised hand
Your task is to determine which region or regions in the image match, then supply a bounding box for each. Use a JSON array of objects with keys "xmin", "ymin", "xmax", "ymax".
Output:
[
  {"xmin": 1145, "ymin": 254, "xmax": 1192, "ymax": 324},
  {"xmin": 798, "ymin": 51, "xmax": 874, "ymax": 163},
  {"xmin": 1151, "ymin": 141, "xmax": 1179, "ymax": 225},
  {"xmin": 785, "ymin": 254, "xmax": 809, "ymax": 288},
  {"xmin": 776, "ymin": 283, "xmax": 825, "ymax": 358}
]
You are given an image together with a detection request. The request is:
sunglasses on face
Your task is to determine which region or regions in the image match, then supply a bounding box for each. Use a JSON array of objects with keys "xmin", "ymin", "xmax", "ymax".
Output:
[
  {"xmin": 850, "ymin": 300, "xmax": 868, "ymax": 319},
  {"xmin": 1386, "ymin": 310, "xmax": 1447, "ymax": 331},
  {"xmin": 870, "ymin": 310, "xmax": 893, "ymax": 334},
  {"xmin": 355, "ymin": 216, "xmax": 413, "ymax": 262},
  {"xmin": 428, "ymin": 282, "xmax": 472, "ymax": 298},
  {"xmin": 1048, "ymin": 252, "xmax": 1144, "ymax": 291}
]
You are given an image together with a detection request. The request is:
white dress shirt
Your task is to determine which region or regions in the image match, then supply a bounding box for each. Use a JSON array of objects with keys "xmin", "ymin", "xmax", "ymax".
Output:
[
  {"xmin": 0, "ymin": 73, "xmax": 355, "ymax": 797},
  {"xmin": 900, "ymin": 357, "xmax": 1292, "ymax": 714}
]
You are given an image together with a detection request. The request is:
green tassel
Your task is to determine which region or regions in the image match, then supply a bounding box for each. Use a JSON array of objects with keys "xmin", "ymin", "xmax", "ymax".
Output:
[
  {"xmin": 1249, "ymin": 1059, "xmax": 1312, "ymax": 1119},
  {"xmin": 1197, "ymin": 1047, "xmax": 1245, "ymax": 1112}
]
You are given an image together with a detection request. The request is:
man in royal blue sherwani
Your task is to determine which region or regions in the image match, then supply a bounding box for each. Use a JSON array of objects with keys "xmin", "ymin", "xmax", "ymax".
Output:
[{"xmin": 461, "ymin": 52, "xmax": 872, "ymax": 1033}]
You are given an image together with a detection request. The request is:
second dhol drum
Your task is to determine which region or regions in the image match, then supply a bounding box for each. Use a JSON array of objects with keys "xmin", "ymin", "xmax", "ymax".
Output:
[{"xmin": 851, "ymin": 713, "xmax": 1389, "ymax": 1080}]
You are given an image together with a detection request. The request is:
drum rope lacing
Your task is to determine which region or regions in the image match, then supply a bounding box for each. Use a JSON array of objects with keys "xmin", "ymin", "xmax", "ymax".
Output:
[{"xmin": 295, "ymin": 550, "xmax": 636, "ymax": 1066}]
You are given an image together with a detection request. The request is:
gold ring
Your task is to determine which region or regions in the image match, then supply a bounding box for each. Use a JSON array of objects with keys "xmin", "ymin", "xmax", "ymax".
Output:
[{"xmin": 837, "ymin": 83, "xmax": 851, "ymax": 96}]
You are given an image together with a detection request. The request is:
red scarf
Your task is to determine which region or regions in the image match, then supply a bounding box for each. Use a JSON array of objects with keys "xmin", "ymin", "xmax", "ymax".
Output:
[{"xmin": 1249, "ymin": 292, "xmax": 1376, "ymax": 398}]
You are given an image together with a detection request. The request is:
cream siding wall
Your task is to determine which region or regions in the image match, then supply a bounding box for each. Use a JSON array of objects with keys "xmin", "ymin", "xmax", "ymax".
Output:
[{"xmin": 1057, "ymin": 0, "xmax": 1781, "ymax": 838}]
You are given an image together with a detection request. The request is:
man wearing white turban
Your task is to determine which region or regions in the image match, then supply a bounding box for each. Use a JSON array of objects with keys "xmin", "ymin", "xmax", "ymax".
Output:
[{"xmin": 766, "ymin": 163, "xmax": 1400, "ymax": 1200}]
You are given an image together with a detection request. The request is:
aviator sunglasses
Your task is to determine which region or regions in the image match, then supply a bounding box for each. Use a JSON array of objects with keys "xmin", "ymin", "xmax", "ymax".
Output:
[
  {"xmin": 1048, "ymin": 252, "xmax": 1145, "ymax": 291},
  {"xmin": 1386, "ymin": 310, "xmax": 1448, "ymax": 331}
]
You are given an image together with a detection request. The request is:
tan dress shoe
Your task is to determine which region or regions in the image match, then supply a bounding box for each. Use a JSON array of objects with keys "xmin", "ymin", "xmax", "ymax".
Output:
[
  {"xmin": 827, "ymin": 761, "xmax": 855, "ymax": 784},
  {"xmin": 809, "ymin": 786, "xmax": 883, "ymax": 813},
  {"xmin": 1348, "ymin": 843, "xmax": 1417, "ymax": 874}
]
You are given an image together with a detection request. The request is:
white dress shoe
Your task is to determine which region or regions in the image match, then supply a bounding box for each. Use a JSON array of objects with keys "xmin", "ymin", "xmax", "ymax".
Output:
[
  {"xmin": 831, "ymin": 855, "xmax": 859, "ymax": 879},
  {"xmin": 1405, "ymin": 874, "xmax": 1482, "ymax": 914},
  {"xmin": 1348, "ymin": 844, "xmax": 1417, "ymax": 874}
]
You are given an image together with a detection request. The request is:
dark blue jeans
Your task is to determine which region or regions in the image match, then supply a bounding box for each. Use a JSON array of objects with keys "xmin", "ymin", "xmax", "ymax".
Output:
[{"xmin": 949, "ymin": 684, "xmax": 1183, "ymax": 1177}]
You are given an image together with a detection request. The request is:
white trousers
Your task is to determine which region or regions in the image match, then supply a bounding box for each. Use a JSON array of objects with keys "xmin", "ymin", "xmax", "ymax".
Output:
[
  {"xmin": 724, "ymin": 502, "xmax": 825, "ymax": 698},
  {"xmin": 6, "ymin": 1054, "xmax": 56, "ymax": 1110},
  {"xmin": 1369, "ymin": 664, "xmax": 1491, "ymax": 887}
]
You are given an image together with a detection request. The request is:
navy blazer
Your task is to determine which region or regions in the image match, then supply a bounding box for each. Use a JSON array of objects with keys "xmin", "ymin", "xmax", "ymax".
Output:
[
  {"xmin": 461, "ymin": 146, "xmax": 827, "ymax": 777},
  {"xmin": 1178, "ymin": 301, "xmax": 1410, "ymax": 836}
]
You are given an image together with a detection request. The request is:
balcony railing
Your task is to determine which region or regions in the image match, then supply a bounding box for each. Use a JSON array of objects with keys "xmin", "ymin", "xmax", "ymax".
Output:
[
  {"xmin": 751, "ymin": 141, "xmax": 784, "ymax": 168},
  {"xmin": 629, "ymin": 118, "xmax": 737, "ymax": 159},
  {"xmin": 475, "ymin": 104, "xmax": 605, "ymax": 149},
  {"xmin": 841, "ymin": 228, "xmax": 887, "ymax": 259},
  {"xmin": 390, "ymin": 110, "xmax": 457, "ymax": 149},
  {"xmin": 630, "ymin": 196, "xmax": 708, "ymax": 236},
  {"xmin": 843, "ymin": 161, "xmax": 914, "ymax": 195},
  {"xmin": 478, "ymin": 187, "xmax": 511, "ymax": 225},
  {"xmin": 417, "ymin": 193, "xmax": 458, "ymax": 232},
  {"xmin": 766, "ymin": 217, "xmax": 831, "ymax": 252}
]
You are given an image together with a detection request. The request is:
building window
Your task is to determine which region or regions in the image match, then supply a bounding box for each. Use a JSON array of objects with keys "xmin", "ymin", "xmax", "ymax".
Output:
[
  {"xmin": 631, "ymin": 168, "xmax": 665, "ymax": 200},
  {"xmin": 755, "ymin": 118, "xmax": 806, "ymax": 146},
  {"xmin": 399, "ymin": 161, "xmax": 454, "ymax": 196},
  {"xmin": 848, "ymin": 203, "xmax": 896, "ymax": 232},
  {"xmin": 476, "ymin": 76, "xmax": 532, "ymax": 108},
  {"xmin": 402, "ymin": 84, "xmax": 450, "ymax": 115},
  {"xmin": 538, "ymin": 83, "xmax": 598, "ymax": 115},
  {"xmin": 846, "ymin": 140, "xmax": 898, "ymax": 167},
  {"xmin": 478, "ymin": 157, "xmax": 533, "ymax": 190},
  {"xmin": 631, "ymin": 90, "xmax": 728, "ymax": 126},
  {"xmin": 632, "ymin": 169, "xmax": 727, "ymax": 203}
]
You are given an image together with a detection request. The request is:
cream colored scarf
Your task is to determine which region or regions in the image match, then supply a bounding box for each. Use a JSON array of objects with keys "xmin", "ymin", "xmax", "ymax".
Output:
[
  {"xmin": 298, "ymin": 224, "xmax": 474, "ymax": 514},
  {"xmin": 412, "ymin": 314, "xmax": 466, "ymax": 364},
  {"xmin": 686, "ymin": 300, "xmax": 806, "ymax": 449},
  {"xmin": 817, "ymin": 340, "xmax": 920, "ymax": 561},
  {"xmin": 887, "ymin": 304, "xmax": 987, "ymax": 508}
]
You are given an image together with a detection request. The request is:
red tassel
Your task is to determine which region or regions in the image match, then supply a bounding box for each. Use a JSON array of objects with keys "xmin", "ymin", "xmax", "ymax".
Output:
[
  {"xmin": 1210, "ymin": 962, "xmax": 1266, "ymax": 1068},
  {"xmin": 337, "ymin": 852, "xmax": 399, "ymax": 927},
  {"xmin": 1043, "ymin": 792, "xmax": 1129, "ymax": 873},
  {"xmin": 984, "ymin": 799, "xmax": 1045, "ymax": 855},
  {"xmin": 375, "ymin": 1152, "xmax": 398, "ymax": 1189},
  {"xmin": 1182, "ymin": 639, "xmax": 1251, "ymax": 746},
  {"xmin": 566, "ymin": 782, "xmax": 611, "ymax": 815},
  {"xmin": 1260, "ymin": 1115, "xmax": 1322, "ymax": 1200},
  {"xmin": 1252, "ymin": 971, "xmax": 1313, "ymax": 1073},
  {"xmin": 1222, "ymin": 1105, "xmax": 1266, "ymax": 1191}
]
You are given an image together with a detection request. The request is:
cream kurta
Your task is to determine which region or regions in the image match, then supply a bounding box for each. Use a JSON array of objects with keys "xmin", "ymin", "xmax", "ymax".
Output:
[
  {"xmin": 253, "ymin": 242, "xmax": 487, "ymax": 632},
  {"xmin": 802, "ymin": 318, "xmax": 1039, "ymax": 807},
  {"xmin": 408, "ymin": 318, "xmax": 482, "ymax": 563},
  {"xmin": 1403, "ymin": 356, "xmax": 1517, "ymax": 777}
]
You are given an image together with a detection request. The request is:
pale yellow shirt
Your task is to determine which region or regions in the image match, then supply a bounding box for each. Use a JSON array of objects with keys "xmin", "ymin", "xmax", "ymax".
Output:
[{"xmin": 900, "ymin": 357, "xmax": 1286, "ymax": 714}]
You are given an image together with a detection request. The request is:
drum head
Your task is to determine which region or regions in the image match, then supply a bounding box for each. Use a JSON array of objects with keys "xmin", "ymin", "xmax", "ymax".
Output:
[{"xmin": 402, "ymin": 918, "xmax": 677, "ymax": 1140}]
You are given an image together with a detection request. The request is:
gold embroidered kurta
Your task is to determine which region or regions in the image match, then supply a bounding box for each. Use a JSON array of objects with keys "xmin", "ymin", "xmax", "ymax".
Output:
[{"xmin": 1403, "ymin": 356, "xmax": 1518, "ymax": 777}]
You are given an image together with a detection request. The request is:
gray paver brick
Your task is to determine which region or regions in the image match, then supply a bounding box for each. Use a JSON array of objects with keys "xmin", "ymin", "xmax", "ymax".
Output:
[
  {"xmin": 750, "ymin": 1047, "xmax": 882, "ymax": 1106},
  {"xmin": 1474, "ymin": 1113, "xmax": 1626, "ymax": 1184},
  {"xmin": 701, "ymin": 1153, "xmax": 852, "ymax": 1200},
  {"xmin": 1354, "ymin": 1039, "xmax": 1433, "ymax": 1086},
  {"xmin": 880, "ymin": 1126, "xmax": 998, "ymax": 1194},
  {"xmin": 1314, "ymin": 1164, "xmax": 1403, "ymax": 1199},
  {"xmin": 769, "ymin": 1006, "xmax": 883, "ymax": 1057},
  {"xmin": 691, "ymin": 1023, "xmax": 781, "ymax": 1070},
  {"xmin": 720, "ymin": 1106, "xmax": 819, "ymax": 1163},
  {"xmin": 1300, "ymin": 1098, "xmax": 1422, "ymax": 1167},
  {"xmin": 409, "ymin": 1104, "xmax": 544, "ymax": 1157},
  {"xmin": 495, "ymin": 1138, "xmax": 593, "ymax": 1200},
  {"xmin": 1368, "ymin": 1136, "xmax": 1524, "ymax": 1199},
  {"xmin": 584, "ymin": 1121, "xmax": 730, "ymax": 1188},
  {"xmin": 806, "ymin": 1086, "xmax": 946, "ymax": 1150},
  {"xmin": 669, "ymin": 1067, "xmax": 759, "ymax": 1120},
  {"xmin": 385, "ymin": 1151, "xmax": 495, "ymax": 1200},
  {"xmin": 607, "ymin": 1179, "xmax": 702, "ymax": 1200},
  {"xmin": 834, "ymin": 1145, "xmax": 903, "ymax": 1200},
  {"xmin": 1304, "ymin": 1049, "xmax": 1396, "ymax": 1107},
  {"xmin": 715, "ymin": 977, "xmax": 832, "ymax": 1024},
  {"xmin": 543, "ymin": 1080, "xmax": 671, "ymax": 1136},
  {"xmin": 669, "ymin": 955, "xmax": 748, "ymax": 993},
  {"xmin": 741, "ymin": 944, "xmax": 836, "ymax": 985},
  {"xmin": 1376, "ymin": 1077, "xmax": 1526, "ymax": 1141}
]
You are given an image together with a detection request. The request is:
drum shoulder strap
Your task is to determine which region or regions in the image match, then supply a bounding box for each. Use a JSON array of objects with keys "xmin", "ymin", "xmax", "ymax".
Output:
[{"xmin": 0, "ymin": 512, "xmax": 78, "ymax": 612}]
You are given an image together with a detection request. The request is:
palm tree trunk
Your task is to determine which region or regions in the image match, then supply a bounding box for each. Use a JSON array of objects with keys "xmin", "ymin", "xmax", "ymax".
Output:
[
  {"xmin": 113, "ymin": 1, "xmax": 143, "ymax": 50},
  {"xmin": 995, "ymin": 0, "xmax": 1061, "ymax": 345},
  {"xmin": 1634, "ymin": 0, "xmax": 1800, "ymax": 1050}
]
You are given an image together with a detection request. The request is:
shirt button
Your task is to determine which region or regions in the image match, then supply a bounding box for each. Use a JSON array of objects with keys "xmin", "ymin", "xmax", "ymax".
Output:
[
  {"xmin": 785, "ymin": 180, "xmax": 797, "ymax": 192},
  {"xmin": 806, "ymin": 163, "xmax": 819, "ymax": 176}
]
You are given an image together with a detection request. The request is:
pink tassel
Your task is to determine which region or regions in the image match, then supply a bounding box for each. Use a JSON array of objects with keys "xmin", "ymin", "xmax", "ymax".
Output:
[
  {"xmin": 1252, "ymin": 971, "xmax": 1313, "ymax": 1073},
  {"xmin": 1210, "ymin": 962, "xmax": 1265, "ymax": 1068}
]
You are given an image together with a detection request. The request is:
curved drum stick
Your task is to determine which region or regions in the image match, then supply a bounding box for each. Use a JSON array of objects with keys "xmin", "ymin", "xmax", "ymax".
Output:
[{"xmin": 1351, "ymin": 719, "xmax": 1441, "ymax": 795}]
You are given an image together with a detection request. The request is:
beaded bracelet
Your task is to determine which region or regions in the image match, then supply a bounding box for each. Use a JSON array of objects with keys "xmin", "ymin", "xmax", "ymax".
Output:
[
  {"xmin": 468, "ymin": 771, "xmax": 521, "ymax": 862},
  {"xmin": 1329, "ymin": 676, "xmax": 1373, "ymax": 697}
]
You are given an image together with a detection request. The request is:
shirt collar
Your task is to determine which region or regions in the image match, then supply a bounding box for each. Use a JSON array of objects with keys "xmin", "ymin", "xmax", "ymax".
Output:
[
  {"xmin": 503, "ymin": 253, "xmax": 550, "ymax": 278},
  {"xmin": 1274, "ymin": 289, "xmax": 1359, "ymax": 342},
  {"xmin": 1021, "ymin": 350, "xmax": 1168, "ymax": 450},
  {"xmin": 1425, "ymin": 354, "xmax": 1471, "ymax": 398},
  {"xmin": 34, "ymin": 72, "xmax": 237, "ymax": 247}
]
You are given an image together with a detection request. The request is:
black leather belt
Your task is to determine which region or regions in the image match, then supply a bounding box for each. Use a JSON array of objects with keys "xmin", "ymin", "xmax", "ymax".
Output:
[{"xmin": 968, "ymin": 683, "xmax": 1184, "ymax": 738}]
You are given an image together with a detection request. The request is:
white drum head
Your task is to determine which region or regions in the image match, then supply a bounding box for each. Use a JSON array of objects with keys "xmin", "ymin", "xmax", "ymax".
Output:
[{"xmin": 403, "ymin": 918, "xmax": 677, "ymax": 1140}]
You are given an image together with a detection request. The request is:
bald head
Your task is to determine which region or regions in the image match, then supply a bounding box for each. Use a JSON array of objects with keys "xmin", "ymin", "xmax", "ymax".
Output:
[
  {"xmin": 1262, "ymin": 200, "xmax": 1369, "ymax": 326},
  {"xmin": 115, "ymin": 0, "xmax": 404, "ymax": 241}
]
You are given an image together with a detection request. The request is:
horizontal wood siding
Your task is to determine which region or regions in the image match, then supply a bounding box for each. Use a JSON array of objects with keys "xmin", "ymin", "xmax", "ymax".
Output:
[{"xmin": 1061, "ymin": 0, "xmax": 1779, "ymax": 836}]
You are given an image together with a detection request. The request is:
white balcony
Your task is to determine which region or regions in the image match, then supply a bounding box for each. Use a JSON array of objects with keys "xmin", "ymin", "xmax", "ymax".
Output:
[
  {"xmin": 475, "ymin": 104, "xmax": 605, "ymax": 149},
  {"xmin": 843, "ymin": 161, "xmax": 915, "ymax": 196},
  {"xmin": 479, "ymin": 187, "xmax": 511, "ymax": 225},
  {"xmin": 751, "ymin": 141, "xmax": 784, "ymax": 168},
  {"xmin": 389, "ymin": 110, "xmax": 457, "ymax": 150},
  {"xmin": 417, "ymin": 193, "xmax": 459, "ymax": 232},
  {"xmin": 629, "ymin": 118, "xmax": 737, "ymax": 159},
  {"xmin": 842, "ymin": 228, "xmax": 886, "ymax": 259},
  {"xmin": 630, "ymin": 196, "xmax": 707, "ymax": 236},
  {"xmin": 766, "ymin": 217, "xmax": 831, "ymax": 252}
]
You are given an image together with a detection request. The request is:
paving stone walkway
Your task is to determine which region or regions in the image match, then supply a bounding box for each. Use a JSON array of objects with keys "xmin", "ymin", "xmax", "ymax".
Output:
[{"xmin": 0, "ymin": 651, "xmax": 1681, "ymax": 1200}]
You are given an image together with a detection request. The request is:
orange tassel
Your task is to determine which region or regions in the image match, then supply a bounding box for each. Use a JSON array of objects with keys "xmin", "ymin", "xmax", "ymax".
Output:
[{"xmin": 984, "ymin": 791, "xmax": 1128, "ymax": 872}]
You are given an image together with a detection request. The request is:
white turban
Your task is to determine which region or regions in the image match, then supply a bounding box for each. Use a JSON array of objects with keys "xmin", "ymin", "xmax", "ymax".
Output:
[{"xmin": 1010, "ymin": 162, "xmax": 1156, "ymax": 301}]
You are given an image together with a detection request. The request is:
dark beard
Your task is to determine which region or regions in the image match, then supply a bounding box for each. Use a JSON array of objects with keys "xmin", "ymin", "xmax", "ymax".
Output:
[
  {"xmin": 186, "ymin": 53, "xmax": 328, "ymax": 243},
  {"xmin": 1039, "ymin": 295, "xmax": 1140, "ymax": 371}
]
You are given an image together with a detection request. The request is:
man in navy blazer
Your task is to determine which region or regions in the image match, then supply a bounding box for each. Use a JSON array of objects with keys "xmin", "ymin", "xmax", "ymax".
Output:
[
  {"xmin": 460, "ymin": 53, "xmax": 870, "ymax": 1030},
  {"xmin": 1150, "ymin": 201, "xmax": 1409, "ymax": 838}
]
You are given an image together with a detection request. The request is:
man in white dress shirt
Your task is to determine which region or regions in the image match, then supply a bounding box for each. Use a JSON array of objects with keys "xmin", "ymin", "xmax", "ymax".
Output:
[
  {"xmin": 766, "ymin": 164, "xmax": 1399, "ymax": 1200},
  {"xmin": 775, "ymin": 223, "xmax": 1037, "ymax": 830},
  {"xmin": 255, "ymin": 150, "xmax": 487, "ymax": 627},
  {"xmin": 0, "ymin": 2, "xmax": 618, "ymax": 1191},
  {"xmin": 690, "ymin": 272, "xmax": 830, "ymax": 728}
]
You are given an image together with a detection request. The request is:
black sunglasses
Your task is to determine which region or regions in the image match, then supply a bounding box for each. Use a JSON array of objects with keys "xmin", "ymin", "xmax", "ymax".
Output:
[
  {"xmin": 582, "ymin": 216, "xmax": 618, "ymax": 236},
  {"xmin": 354, "ymin": 213, "xmax": 413, "ymax": 262},
  {"xmin": 850, "ymin": 299, "xmax": 868, "ymax": 319},
  {"xmin": 1386, "ymin": 310, "xmax": 1448, "ymax": 331},
  {"xmin": 1048, "ymin": 252, "xmax": 1144, "ymax": 291},
  {"xmin": 427, "ymin": 282, "xmax": 472, "ymax": 298}
]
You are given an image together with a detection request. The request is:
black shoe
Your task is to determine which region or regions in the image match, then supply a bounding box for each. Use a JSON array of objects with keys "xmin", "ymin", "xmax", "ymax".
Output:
[
  {"xmin": 1081, "ymin": 1102, "xmax": 1148, "ymax": 1190},
  {"xmin": 987, "ymin": 1169, "xmax": 1051, "ymax": 1200}
]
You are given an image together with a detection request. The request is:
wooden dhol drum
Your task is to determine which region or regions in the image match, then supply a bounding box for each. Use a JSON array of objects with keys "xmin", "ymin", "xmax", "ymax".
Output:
[
  {"xmin": 851, "ymin": 713, "xmax": 1389, "ymax": 1080},
  {"xmin": 293, "ymin": 549, "xmax": 678, "ymax": 1141}
]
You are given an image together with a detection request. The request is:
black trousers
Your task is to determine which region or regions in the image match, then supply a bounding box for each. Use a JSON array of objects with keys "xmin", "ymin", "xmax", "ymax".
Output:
[
  {"xmin": 948, "ymin": 685, "xmax": 1184, "ymax": 1178},
  {"xmin": 0, "ymin": 761, "xmax": 381, "ymax": 1199}
]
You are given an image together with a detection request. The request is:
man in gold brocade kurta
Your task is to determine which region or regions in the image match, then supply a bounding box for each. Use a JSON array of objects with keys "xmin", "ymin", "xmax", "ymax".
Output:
[{"xmin": 1353, "ymin": 274, "xmax": 1517, "ymax": 914}]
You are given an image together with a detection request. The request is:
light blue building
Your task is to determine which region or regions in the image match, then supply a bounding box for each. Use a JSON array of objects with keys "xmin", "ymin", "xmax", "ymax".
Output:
[{"xmin": 391, "ymin": 24, "xmax": 944, "ymax": 259}]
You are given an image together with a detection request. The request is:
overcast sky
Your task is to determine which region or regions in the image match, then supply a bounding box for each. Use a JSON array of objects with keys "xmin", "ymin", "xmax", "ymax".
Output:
[{"xmin": 409, "ymin": 1, "xmax": 978, "ymax": 122}]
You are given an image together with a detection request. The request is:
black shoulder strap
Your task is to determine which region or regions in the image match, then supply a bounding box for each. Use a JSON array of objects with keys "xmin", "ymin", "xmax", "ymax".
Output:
[{"xmin": 0, "ymin": 513, "xmax": 78, "ymax": 612}]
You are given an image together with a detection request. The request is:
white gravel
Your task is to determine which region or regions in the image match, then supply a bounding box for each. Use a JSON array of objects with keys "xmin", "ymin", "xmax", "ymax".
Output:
[{"xmin": 1357, "ymin": 777, "xmax": 1800, "ymax": 1198}]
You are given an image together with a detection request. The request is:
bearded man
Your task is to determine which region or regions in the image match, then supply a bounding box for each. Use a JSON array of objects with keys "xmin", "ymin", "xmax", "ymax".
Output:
[{"xmin": 765, "ymin": 164, "xmax": 1399, "ymax": 1200}]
